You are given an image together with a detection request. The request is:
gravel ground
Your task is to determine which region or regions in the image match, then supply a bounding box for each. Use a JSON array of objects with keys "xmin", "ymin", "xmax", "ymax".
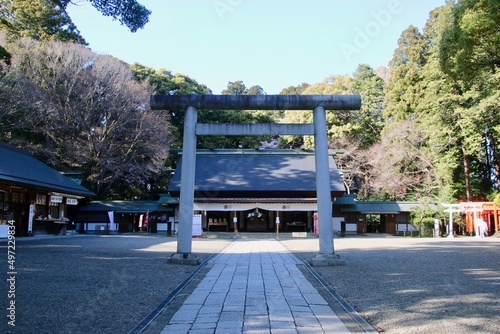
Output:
[
  {"xmin": 281, "ymin": 234, "xmax": 500, "ymax": 334},
  {"xmin": 1, "ymin": 233, "xmax": 499, "ymax": 334},
  {"xmin": 0, "ymin": 234, "xmax": 233, "ymax": 334}
]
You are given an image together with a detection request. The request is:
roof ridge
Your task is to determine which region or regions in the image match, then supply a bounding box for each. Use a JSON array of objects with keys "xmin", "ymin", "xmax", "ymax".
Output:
[{"xmin": 0, "ymin": 142, "xmax": 33, "ymax": 156}]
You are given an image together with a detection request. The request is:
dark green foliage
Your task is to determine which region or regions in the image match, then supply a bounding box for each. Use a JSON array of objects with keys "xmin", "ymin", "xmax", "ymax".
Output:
[
  {"xmin": 0, "ymin": 0, "xmax": 86, "ymax": 44},
  {"xmin": 279, "ymin": 82, "xmax": 310, "ymax": 95},
  {"xmin": 0, "ymin": 44, "xmax": 11, "ymax": 65},
  {"xmin": 56, "ymin": 0, "xmax": 151, "ymax": 32}
]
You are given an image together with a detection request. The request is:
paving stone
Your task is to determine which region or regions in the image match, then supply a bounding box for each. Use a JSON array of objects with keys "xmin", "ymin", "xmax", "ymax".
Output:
[
  {"xmin": 296, "ymin": 327, "xmax": 325, "ymax": 334},
  {"xmin": 270, "ymin": 320, "xmax": 297, "ymax": 330},
  {"xmin": 216, "ymin": 319, "xmax": 244, "ymax": 329},
  {"xmin": 160, "ymin": 323, "xmax": 191, "ymax": 333},
  {"xmin": 302, "ymin": 293, "xmax": 328, "ymax": 305},
  {"xmin": 294, "ymin": 313, "xmax": 321, "ymax": 328},
  {"xmin": 191, "ymin": 321, "xmax": 217, "ymax": 330},
  {"xmin": 268, "ymin": 311, "xmax": 294, "ymax": 322},
  {"xmin": 159, "ymin": 240, "xmax": 352, "ymax": 334}
]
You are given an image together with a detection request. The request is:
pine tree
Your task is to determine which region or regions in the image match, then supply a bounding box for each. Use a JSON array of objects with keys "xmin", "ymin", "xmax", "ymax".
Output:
[{"xmin": 0, "ymin": 0, "xmax": 86, "ymax": 43}]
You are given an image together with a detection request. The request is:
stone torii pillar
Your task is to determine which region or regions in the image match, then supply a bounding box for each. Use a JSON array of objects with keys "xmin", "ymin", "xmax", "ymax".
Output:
[{"xmin": 151, "ymin": 95, "xmax": 361, "ymax": 265}]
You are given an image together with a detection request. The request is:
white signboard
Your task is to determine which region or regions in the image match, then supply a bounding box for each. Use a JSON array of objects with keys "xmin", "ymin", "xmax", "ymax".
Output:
[
  {"xmin": 50, "ymin": 196, "xmax": 63, "ymax": 203},
  {"xmin": 67, "ymin": 198, "xmax": 78, "ymax": 205},
  {"xmin": 192, "ymin": 214, "xmax": 202, "ymax": 237}
]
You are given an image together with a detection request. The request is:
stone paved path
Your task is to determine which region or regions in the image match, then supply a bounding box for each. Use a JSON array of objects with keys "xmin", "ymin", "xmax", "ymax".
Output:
[{"xmin": 161, "ymin": 239, "xmax": 351, "ymax": 333}]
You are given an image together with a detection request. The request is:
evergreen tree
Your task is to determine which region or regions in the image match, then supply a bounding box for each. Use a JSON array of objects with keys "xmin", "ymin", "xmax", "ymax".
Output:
[
  {"xmin": 280, "ymin": 75, "xmax": 355, "ymax": 149},
  {"xmin": 439, "ymin": 0, "xmax": 500, "ymax": 82},
  {"xmin": 221, "ymin": 81, "xmax": 247, "ymax": 95},
  {"xmin": 130, "ymin": 63, "xmax": 211, "ymax": 149},
  {"xmin": 57, "ymin": 0, "xmax": 151, "ymax": 33},
  {"xmin": 0, "ymin": 44, "xmax": 11, "ymax": 65},
  {"xmin": 0, "ymin": 0, "xmax": 86, "ymax": 43},
  {"xmin": 439, "ymin": 0, "xmax": 500, "ymax": 193},
  {"xmin": 383, "ymin": 25, "xmax": 427, "ymax": 121},
  {"xmin": 353, "ymin": 64, "xmax": 384, "ymax": 148},
  {"xmin": 279, "ymin": 82, "xmax": 310, "ymax": 95},
  {"xmin": 0, "ymin": 0, "xmax": 151, "ymax": 44}
]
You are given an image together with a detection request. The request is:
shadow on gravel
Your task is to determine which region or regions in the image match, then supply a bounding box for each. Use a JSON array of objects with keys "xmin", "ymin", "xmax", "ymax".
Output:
[
  {"xmin": 0, "ymin": 234, "xmax": 231, "ymax": 334},
  {"xmin": 283, "ymin": 236, "xmax": 500, "ymax": 334},
  {"xmin": 2, "ymin": 234, "xmax": 498, "ymax": 334}
]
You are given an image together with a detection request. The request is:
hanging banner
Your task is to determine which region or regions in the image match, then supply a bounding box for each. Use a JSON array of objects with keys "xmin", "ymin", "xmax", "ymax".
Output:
[
  {"xmin": 144, "ymin": 210, "xmax": 149, "ymax": 230},
  {"xmin": 108, "ymin": 211, "xmax": 115, "ymax": 232},
  {"xmin": 313, "ymin": 212, "xmax": 319, "ymax": 236},
  {"xmin": 28, "ymin": 202, "xmax": 35, "ymax": 234}
]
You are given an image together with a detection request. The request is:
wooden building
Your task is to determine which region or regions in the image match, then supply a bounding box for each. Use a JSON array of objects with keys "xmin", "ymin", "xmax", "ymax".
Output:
[
  {"xmin": 0, "ymin": 143, "xmax": 94, "ymax": 236},
  {"xmin": 75, "ymin": 149, "xmax": 435, "ymax": 237},
  {"xmin": 168, "ymin": 149, "xmax": 345, "ymax": 234},
  {"xmin": 334, "ymin": 194, "xmax": 425, "ymax": 234},
  {"xmin": 76, "ymin": 194, "xmax": 178, "ymax": 234}
]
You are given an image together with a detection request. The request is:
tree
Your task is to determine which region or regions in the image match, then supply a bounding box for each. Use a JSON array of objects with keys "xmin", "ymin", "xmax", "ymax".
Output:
[
  {"xmin": 494, "ymin": 193, "xmax": 500, "ymax": 207},
  {"xmin": 58, "ymin": 0, "xmax": 151, "ymax": 33},
  {"xmin": 196, "ymin": 109, "xmax": 276, "ymax": 150},
  {"xmin": 130, "ymin": 63, "xmax": 212, "ymax": 149},
  {"xmin": 439, "ymin": 0, "xmax": 500, "ymax": 192},
  {"xmin": 439, "ymin": 0, "xmax": 500, "ymax": 82},
  {"xmin": 417, "ymin": 4, "xmax": 469, "ymax": 202},
  {"xmin": 0, "ymin": 0, "xmax": 151, "ymax": 44},
  {"xmin": 352, "ymin": 64, "xmax": 385, "ymax": 148},
  {"xmin": 220, "ymin": 80, "xmax": 266, "ymax": 96},
  {"xmin": 367, "ymin": 120, "xmax": 439, "ymax": 201},
  {"xmin": 383, "ymin": 25, "xmax": 427, "ymax": 120},
  {"xmin": 200, "ymin": 80, "xmax": 274, "ymax": 149},
  {"xmin": 279, "ymin": 82, "xmax": 310, "ymax": 95},
  {"xmin": 328, "ymin": 136, "xmax": 367, "ymax": 197},
  {"xmin": 428, "ymin": 1, "xmax": 500, "ymax": 197},
  {"xmin": 321, "ymin": 65, "xmax": 385, "ymax": 198},
  {"xmin": 373, "ymin": 20, "xmax": 462, "ymax": 202},
  {"xmin": 0, "ymin": 0, "xmax": 86, "ymax": 43},
  {"xmin": 221, "ymin": 81, "xmax": 247, "ymax": 95},
  {"xmin": 245, "ymin": 84, "xmax": 265, "ymax": 95},
  {"xmin": 1, "ymin": 38, "xmax": 171, "ymax": 198},
  {"xmin": 280, "ymin": 74, "xmax": 357, "ymax": 149},
  {"xmin": 0, "ymin": 44, "xmax": 11, "ymax": 65},
  {"xmin": 375, "ymin": 2, "xmax": 499, "ymax": 203}
]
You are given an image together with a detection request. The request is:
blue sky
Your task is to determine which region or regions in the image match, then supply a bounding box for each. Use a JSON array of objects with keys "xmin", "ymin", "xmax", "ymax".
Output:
[{"xmin": 67, "ymin": 0, "xmax": 446, "ymax": 94}]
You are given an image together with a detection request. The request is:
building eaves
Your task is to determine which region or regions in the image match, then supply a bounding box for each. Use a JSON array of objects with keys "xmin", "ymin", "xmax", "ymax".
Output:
[{"xmin": 0, "ymin": 143, "xmax": 94, "ymax": 197}]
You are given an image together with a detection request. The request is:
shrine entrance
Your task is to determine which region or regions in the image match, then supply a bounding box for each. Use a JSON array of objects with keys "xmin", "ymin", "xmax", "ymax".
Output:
[{"xmin": 151, "ymin": 94, "xmax": 361, "ymax": 266}]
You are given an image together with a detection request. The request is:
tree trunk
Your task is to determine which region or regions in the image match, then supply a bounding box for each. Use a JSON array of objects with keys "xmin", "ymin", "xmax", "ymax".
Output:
[
  {"xmin": 489, "ymin": 134, "xmax": 500, "ymax": 189},
  {"xmin": 462, "ymin": 144, "xmax": 472, "ymax": 201}
]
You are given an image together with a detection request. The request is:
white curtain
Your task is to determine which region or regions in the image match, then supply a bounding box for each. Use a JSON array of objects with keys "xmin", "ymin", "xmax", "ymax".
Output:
[{"xmin": 193, "ymin": 202, "xmax": 317, "ymax": 212}]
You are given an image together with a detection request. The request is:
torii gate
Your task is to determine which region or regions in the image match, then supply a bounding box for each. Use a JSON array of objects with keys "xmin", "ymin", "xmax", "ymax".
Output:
[{"xmin": 151, "ymin": 95, "xmax": 361, "ymax": 266}]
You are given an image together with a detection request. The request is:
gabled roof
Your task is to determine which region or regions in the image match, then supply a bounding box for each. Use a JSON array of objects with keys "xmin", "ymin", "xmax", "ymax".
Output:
[
  {"xmin": 0, "ymin": 143, "xmax": 94, "ymax": 197},
  {"xmin": 168, "ymin": 150, "xmax": 345, "ymax": 198},
  {"xmin": 340, "ymin": 201, "xmax": 437, "ymax": 214},
  {"xmin": 332, "ymin": 194, "xmax": 357, "ymax": 205},
  {"xmin": 158, "ymin": 193, "xmax": 179, "ymax": 205},
  {"xmin": 78, "ymin": 200, "xmax": 172, "ymax": 213}
]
